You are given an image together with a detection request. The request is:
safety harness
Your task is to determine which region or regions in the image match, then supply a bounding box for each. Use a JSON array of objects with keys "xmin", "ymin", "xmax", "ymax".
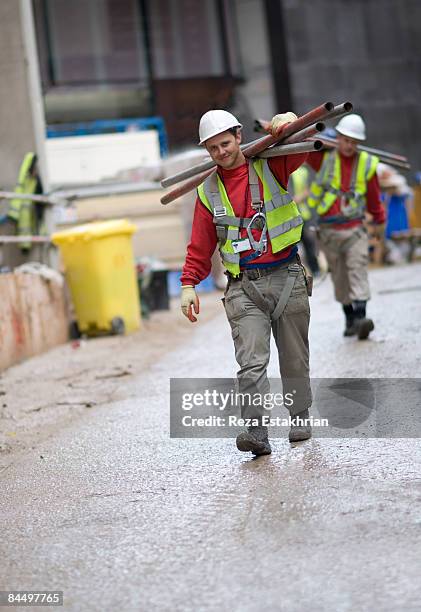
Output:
[
  {"xmin": 205, "ymin": 162, "xmax": 269, "ymax": 257},
  {"xmin": 308, "ymin": 150, "xmax": 379, "ymax": 224},
  {"xmin": 201, "ymin": 160, "xmax": 308, "ymax": 319}
]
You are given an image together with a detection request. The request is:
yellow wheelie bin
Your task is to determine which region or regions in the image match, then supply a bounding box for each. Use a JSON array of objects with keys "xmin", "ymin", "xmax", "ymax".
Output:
[{"xmin": 52, "ymin": 219, "xmax": 141, "ymax": 336}]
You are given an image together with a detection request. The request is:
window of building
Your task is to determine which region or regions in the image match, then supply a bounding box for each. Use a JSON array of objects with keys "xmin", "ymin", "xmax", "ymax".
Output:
[
  {"xmin": 36, "ymin": 0, "xmax": 149, "ymax": 86},
  {"xmin": 149, "ymin": 0, "xmax": 221, "ymax": 78}
]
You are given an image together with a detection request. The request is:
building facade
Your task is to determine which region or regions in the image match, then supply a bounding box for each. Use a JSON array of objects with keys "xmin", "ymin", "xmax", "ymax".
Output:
[{"xmin": 1, "ymin": 0, "xmax": 420, "ymax": 190}]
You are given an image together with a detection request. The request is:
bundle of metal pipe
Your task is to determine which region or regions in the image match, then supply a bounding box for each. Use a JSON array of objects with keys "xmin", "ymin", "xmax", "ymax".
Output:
[
  {"xmin": 160, "ymin": 125, "xmax": 326, "ymax": 190},
  {"xmin": 254, "ymin": 102, "xmax": 353, "ymax": 137},
  {"xmin": 160, "ymin": 101, "xmax": 353, "ymax": 205}
]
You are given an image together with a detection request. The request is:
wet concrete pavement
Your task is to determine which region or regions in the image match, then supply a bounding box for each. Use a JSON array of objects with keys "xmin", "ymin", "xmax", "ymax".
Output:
[{"xmin": 1, "ymin": 263, "xmax": 421, "ymax": 611}]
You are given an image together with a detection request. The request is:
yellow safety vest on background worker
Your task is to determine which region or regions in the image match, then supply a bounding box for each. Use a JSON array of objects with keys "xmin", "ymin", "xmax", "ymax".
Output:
[
  {"xmin": 9, "ymin": 152, "xmax": 38, "ymax": 250},
  {"xmin": 290, "ymin": 166, "xmax": 312, "ymax": 222},
  {"xmin": 197, "ymin": 159, "xmax": 303, "ymax": 277},
  {"xmin": 307, "ymin": 150, "xmax": 379, "ymax": 220}
]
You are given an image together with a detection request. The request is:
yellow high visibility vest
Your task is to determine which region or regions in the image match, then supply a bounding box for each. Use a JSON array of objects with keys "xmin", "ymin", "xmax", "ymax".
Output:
[
  {"xmin": 197, "ymin": 159, "xmax": 303, "ymax": 277},
  {"xmin": 307, "ymin": 150, "xmax": 379, "ymax": 220}
]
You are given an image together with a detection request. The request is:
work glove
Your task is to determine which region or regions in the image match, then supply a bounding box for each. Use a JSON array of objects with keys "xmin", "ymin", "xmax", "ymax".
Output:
[
  {"xmin": 270, "ymin": 111, "xmax": 298, "ymax": 138},
  {"xmin": 181, "ymin": 285, "xmax": 200, "ymax": 322}
]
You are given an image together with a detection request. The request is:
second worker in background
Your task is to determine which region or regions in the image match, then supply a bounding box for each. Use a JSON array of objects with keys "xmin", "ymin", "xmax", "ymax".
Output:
[{"xmin": 307, "ymin": 114, "xmax": 386, "ymax": 339}]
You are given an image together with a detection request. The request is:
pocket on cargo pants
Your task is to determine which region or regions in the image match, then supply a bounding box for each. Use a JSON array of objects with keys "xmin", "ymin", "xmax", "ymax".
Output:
[
  {"xmin": 224, "ymin": 283, "xmax": 272, "ymax": 372},
  {"xmin": 223, "ymin": 289, "xmax": 253, "ymax": 367},
  {"xmin": 284, "ymin": 270, "xmax": 310, "ymax": 316}
]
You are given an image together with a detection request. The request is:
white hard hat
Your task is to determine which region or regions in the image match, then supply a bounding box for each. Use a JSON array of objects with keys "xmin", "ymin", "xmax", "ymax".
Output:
[
  {"xmin": 198, "ymin": 110, "xmax": 242, "ymax": 145},
  {"xmin": 335, "ymin": 114, "xmax": 366, "ymax": 141}
]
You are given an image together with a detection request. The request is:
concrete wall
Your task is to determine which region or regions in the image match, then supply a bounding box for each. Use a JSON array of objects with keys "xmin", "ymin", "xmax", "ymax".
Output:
[
  {"xmin": 0, "ymin": 1, "xmax": 37, "ymax": 189},
  {"xmin": 0, "ymin": 272, "xmax": 68, "ymax": 371},
  {"xmin": 282, "ymin": 0, "xmax": 421, "ymax": 172}
]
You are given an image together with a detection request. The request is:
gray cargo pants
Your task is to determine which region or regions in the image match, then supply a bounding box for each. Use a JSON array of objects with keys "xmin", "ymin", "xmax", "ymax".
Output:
[
  {"xmin": 223, "ymin": 262, "xmax": 311, "ymax": 421},
  {"xmin": 318, "ymin": 225, "xmax": 370, "ymax": 304}
]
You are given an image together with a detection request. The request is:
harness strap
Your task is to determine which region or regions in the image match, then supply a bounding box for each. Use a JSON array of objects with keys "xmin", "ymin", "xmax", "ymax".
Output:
[
  {"xmin": 271, "ymin": 264, "xmax": 301, "ymax": 320},
  {"xmin": 246, "ymin": 162, "xmax": 268, "ymax": 254},
  {"xmin": 206, "ymin": 171, "xmax": 229, "ymax": 244},
  {"xmin": 248, "ymin": 162, "xmax": 262, "ymax": 209},
  {"xmin": 241, "ymin": 275, "xmax": 270, "ymax": 313},
  {"xmin": 240, "ymin": 262, "xmax": 302, "ymax": 321},
  {"xmin": 338, "ymin": 227, "xmax": 366, "ymax": 253}
]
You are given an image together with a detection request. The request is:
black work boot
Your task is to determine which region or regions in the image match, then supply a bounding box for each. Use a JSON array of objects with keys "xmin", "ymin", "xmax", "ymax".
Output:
[
  {"xmin": 289, "ymin": 409, "xmax": 312, "ymax": 442},
  {"xmin": 343, "ymin": 304, "xmax": 357, "ymax": 337},
  {"xmin": 353, "ymin": 300, "xmax": 374, "ymax": 340},
  {"xmin": 236, "ymin": 426, "xmax": 272, "ymax": 456}
]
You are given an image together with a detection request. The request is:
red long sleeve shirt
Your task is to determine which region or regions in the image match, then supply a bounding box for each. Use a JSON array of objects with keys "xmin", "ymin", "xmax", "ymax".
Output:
[
  {"xmin": 181, "ymin": 153, "xmax": 308, "ymax": 286},
  {"xmin": 306, "ymin": 150, "xmax": 385, "ymax": 229}
]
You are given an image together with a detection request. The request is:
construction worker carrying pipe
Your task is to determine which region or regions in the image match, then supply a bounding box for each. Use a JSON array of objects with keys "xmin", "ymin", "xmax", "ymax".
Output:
[
  {"xmin": 180, "ymin": 109, "xmax": 313, "ymax": 456},
  {"xmin": 306, "ymin": 114, "xmax": 386, "ymax": 339}
]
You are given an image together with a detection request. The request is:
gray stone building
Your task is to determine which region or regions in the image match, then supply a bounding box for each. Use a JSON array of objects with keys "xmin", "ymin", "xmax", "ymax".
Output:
[{"xmin": 1, "ymin": 0, "xmax": 420, "ymax": 190}]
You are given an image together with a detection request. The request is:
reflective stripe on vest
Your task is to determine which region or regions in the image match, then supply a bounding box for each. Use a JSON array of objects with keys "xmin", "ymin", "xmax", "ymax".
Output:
[
  {"xmin": 198, "ymin": 159, "xmax": 303, "ymax": 277},
  {"xmin": 307, "ymin": 150, "xmax": 379, "ymax": 219}
]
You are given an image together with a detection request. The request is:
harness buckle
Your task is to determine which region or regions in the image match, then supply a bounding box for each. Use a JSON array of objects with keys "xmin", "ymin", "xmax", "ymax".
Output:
[
  {"xmin": 251, "ymin": 200, "xmax": 264, "ymax": 211},
  {"xmin": 213, "ymin": 207, "xmax": 227, "ymax": 218},
  {"xmin": 261, "ymin": 238, "xmax": 268, "ymax": 254}
]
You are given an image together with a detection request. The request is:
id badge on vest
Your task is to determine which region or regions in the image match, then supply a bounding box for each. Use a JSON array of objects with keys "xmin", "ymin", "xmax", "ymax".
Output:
[{"xmin": 232, "ymin": 237, "xmax": 251, "ymax": 253}]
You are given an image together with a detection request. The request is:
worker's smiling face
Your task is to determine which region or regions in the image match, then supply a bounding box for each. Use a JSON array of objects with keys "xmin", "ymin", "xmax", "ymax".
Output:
[
  {"xmin": 205, "ymin": 130, "xmax": 244, "ymax": 169},
  {"xmin": 337, "ymin": 134, "xmax": 359, "ymax": 157}
]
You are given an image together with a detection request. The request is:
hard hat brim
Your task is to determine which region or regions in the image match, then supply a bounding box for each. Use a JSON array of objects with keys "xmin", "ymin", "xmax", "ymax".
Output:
[
  {"xmin": 198, "ymin": 124, "xmax": 243, "ymax": 146},
  {"xmin": 335, "ymin": 127, "xmax": 366, "ymax": 141}
]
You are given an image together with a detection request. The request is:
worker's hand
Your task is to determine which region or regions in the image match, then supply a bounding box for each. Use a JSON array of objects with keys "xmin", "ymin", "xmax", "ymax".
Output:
[
  {"xmin": 270, "ymin": 112, "xmax": 298, "ymax": 138},
  {"xmin": 372, "ymin": 223, "xmax": 385, "ymax": 241},
  {"xmin": 181, "ymin": 285, "xmax": 200, "ymax": 322}
]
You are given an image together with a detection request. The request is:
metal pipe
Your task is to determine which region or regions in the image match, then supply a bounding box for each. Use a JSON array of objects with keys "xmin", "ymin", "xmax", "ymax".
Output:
[
  {"xmin": 257, "ymin": 140, "xmax": 323, "ymax": 158},
  {"xmin": 0, "ymin": 235, "xmax": 51, "ymax": 243},
  {"xmin": 51, "ymin": 181, "xmax": 162, "ymax": 201},
  {"xmin": 282, "ymin": 122, "xmax": 325, "ymax": 144},
  {"xmin": 0, "ymin": 191, "xmax": 67, "ymax": 206},
  {"xmin": 316, "ymin": 135, "xmax": 409, "ymax": 163},
  {"xmin": 312, "ymin": 137, "xmax": 411, "ymax": 170},
  {"xmin": 161, "ymin": 168, "xmax": 215, "ymax": 206},
  {"xmin": 326, "ymin": 101, "xmax": 353, "ymax": 120}
]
